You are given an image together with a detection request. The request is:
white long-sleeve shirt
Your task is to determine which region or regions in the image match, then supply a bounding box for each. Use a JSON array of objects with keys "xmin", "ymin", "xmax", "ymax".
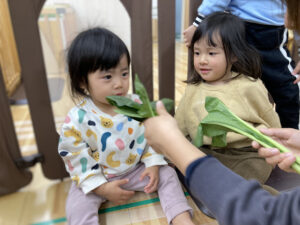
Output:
[{"xmin": 58, "ymin": 95, "xmax": 167, "ymax": 194}]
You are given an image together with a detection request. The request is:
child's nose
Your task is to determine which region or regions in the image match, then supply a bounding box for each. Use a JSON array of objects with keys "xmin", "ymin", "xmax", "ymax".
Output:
[
  {"xmin": 199, "ymin": 55, "xmax": 208, "ymax": 64},
  {"xmin": 113, "ymin": 77, "xmax": 122, "ymax": 88}
]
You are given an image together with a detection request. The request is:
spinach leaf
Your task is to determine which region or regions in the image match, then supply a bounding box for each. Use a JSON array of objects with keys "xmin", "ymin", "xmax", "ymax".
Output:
[
  {"xmin": 106, "ymin": 74, "xmax": 174, "ymax": 121},
  {"xmin": 194, "ymin": 96, "xmax": 300, "ymax": 174}
]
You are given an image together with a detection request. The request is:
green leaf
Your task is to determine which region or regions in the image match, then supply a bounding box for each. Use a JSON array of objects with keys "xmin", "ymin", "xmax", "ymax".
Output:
[
  {"xmin": 106, "ymin": 95, "xmax": 143, "ymax": 120},
  {"xmin": 195, "ymin": 96, "xmax": 300, "ymax": 174},
  {"xmin": 106, "ymin": 95, "xmax": 141, "ymax": 110},
  {"xmin": 114, "ymin": 108, "xmax": 144, "ymax": 121},
  {"xmin": 151, "ymin": 98, "xmax": 174, "ymax": 115},
  {"xmin": 106, "ymin": 74, "xmax": 174, "ymax": 121},
  {"xmin": 134, "ymin": 74, "xmax": 156, "ymax": 118}
]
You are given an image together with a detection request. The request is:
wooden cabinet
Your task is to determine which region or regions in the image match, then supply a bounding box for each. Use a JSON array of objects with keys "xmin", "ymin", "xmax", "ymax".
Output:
[{"xmin": 0, "ymin": 0, "xmax": 21, "ymax": 96}]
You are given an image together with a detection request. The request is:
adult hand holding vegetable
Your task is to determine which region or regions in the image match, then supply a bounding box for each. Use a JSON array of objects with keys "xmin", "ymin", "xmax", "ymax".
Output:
[
  {"xmin": 145, "ymin": 102, "xmax": 300, "ymax": 225},
  {"xmin": 194, "ymin": 96, "xmax": 300, "ymax": 174},
  {"xmin": 144, "ymin": 101, "xmax": 205, "ymax": 175},
  {"xmin": 252, "ymin": 128, "xmax": 300, "ymax": 173}
]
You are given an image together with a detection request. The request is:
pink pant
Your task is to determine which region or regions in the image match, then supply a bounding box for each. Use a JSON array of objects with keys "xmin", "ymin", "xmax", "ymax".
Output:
[{"xmin": 66, "ymin": 164, "xmax": 193, "ymax": 225}]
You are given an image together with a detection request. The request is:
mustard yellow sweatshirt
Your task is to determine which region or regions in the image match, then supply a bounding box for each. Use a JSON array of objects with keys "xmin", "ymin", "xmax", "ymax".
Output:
[{"xmin": 175, "ymin": 74, "xmax": 281, "ymax": 149}]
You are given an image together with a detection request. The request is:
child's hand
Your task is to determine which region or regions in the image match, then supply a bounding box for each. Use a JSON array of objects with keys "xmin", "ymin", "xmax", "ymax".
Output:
[
  {"xmin": 140, "ymin": 166, "xmax": 160, "ymax": 193},
  {"xmin": 93, "ymin": 179, "xmax": 135, "ymax": 204}
]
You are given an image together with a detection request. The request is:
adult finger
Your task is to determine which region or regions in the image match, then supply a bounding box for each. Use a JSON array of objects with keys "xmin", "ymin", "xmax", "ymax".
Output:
[
  {"xmin": 258, "ymin": 147, "xmax": 280, "ymax": 157},
  {"xmin": 278, "ymin": 154, "xmax": 296, "ymax": 172},
  {"xmin": 155, "ymin": 101, "xmax": 169, "ymax": 116},
  {"xmin": 259, "ymin": 127, "xmax": 292, "ymax": 140},
  {"xmin": 293, "ymin": 75, "xmax": 300, "ymax": 84},
  {"xmin": 292, "ymin": 61, "xmax": 300, "ymax": 75},
  {"xmin": 264, "ymin": 153, "xmax": 289, "ymax": 167},
  {"xmin": 251, "ymin": 141, "xmax": 261, "ymax": 149}
]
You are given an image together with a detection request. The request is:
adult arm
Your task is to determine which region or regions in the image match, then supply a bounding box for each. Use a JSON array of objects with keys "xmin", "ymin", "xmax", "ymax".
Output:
[
  {"xmin": 194, "ymin": 0, "xmax": 231, "ymax": 26},
  {"xmin": 197, "ymin": 0, "xmax": 230, "ymax": 16},
  {"xmin": 144, "ymin": 101, "xmax": 300, "ymax": 225},
  {"xmin": 184, "ymin": 0, "xmax": 230, "ymax": 47},
  {"xmin": 185, "ymin": 156, "xmax": 300, "ymax": 225}
]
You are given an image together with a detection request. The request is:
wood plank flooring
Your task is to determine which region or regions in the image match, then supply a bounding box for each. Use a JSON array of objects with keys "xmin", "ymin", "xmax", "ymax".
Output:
[{"xmin": 0, "ymin": 42, "xmax": 218, "ymax": 225}]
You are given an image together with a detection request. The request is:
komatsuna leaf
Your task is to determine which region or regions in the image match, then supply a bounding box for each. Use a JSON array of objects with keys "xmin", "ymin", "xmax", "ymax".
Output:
[
  {"xmin": 106, "ymin": 95, "xmax": 141, "ymax": 110},
  {"xmin": 106, "ymin": 74, "xmax": 174, "ymax": 121},
  {"xmin": 114, "ymin": 108, "xmax": 144, "ymax": 121},
  {"xmin": 106, "ymin": 95, "xmax": 143, "ymax": 120},
  {"xmin": 134, "ymin": 74, "xmax": 156, "ymax": 118},
  {"xmin": 194, "ymin": 96, "xmax": 300, "ymax": 174},
  {"xmin": 151, "ymin": 98, "xmax": 174, "ymax": 115}
]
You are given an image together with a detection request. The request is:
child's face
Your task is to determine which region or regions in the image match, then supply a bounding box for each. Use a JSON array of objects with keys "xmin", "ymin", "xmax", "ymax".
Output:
[
  {"xmin": 85, "ymin": 54, "xmax": 130, "ymax": 114},
  {"xmin": 193, "ymin": 36, "xmax": 232, "ymax": 85}
]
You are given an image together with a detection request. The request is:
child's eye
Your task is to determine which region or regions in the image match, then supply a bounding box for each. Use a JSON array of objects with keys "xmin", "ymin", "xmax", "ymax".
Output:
[
  {"xmin": 103, "ymin": 75, "xmax": 112, "ymax": 80},
  {"xmin": 122, "ymin": 72, "xmax": 129, "ymax": 77},
  {"xmin": 209, "ymin": 52, "xmax": 217, "ymax": 56},
  {"xmin": 194, "ymin": 51, "xmax": 200, "ymax": 56}
]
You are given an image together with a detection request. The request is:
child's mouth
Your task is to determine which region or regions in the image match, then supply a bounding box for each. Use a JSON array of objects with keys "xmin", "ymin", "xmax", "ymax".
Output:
[{"xmin": 200, "ymin": 69, "xmax": 210, "ymax": 74}]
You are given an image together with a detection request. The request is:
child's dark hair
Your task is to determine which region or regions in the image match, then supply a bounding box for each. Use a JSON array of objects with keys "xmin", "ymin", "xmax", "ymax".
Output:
[
  {"xmin": 67, "ymin": 27, "xmax": 130, "ymax": 98},
  {"xmin": 187, "ymin": 11, "xmax": 261, "ymax": 84}
]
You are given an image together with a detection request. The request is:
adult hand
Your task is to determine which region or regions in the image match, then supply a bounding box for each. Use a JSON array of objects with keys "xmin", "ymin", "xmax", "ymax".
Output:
[
  {"xmin": 183, "ymin": 25, "xmax": 197, "ymax": 47},
  {"xmin": 252, "ymin": 128, "xmax": 300, "ymax": 172},
  {"xmin": 93, "ymin": 179, "xmax": 134, "ymax": 204},
  {"xmin": 140, "ymin": 165, "xmax": 160, "ymax": 193},
  {"xmin": 292, "ymin": 61, "xmax": 300, "ymax": 84},
  {"xmin": 144, "ymin": 101, "xmax": 205, "ymax": 175},
  {"xmin": 144, "ymin": 101, "xmax": 182, "ymax": 155}
]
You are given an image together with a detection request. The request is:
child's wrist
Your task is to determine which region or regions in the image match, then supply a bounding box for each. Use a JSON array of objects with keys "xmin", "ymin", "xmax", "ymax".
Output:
[{"xmin": 93, "ymin": 182, "xmax": 108, "ymax": 195}]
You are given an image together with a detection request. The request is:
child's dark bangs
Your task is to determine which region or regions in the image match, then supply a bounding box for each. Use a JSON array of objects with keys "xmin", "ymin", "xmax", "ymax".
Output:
[
  {"xmin": 91, "ymin": 44, "xmax": 126, "ymax": 72},
  {"xmin": 205, "ymin": 29, "xmax": 220, "ymax": 47}
]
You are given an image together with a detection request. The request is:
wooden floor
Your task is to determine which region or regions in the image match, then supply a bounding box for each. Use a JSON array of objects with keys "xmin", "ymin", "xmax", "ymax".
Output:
[{"xmin": 0, "ymin": 42, "xmax": 219, "ymax": 225}]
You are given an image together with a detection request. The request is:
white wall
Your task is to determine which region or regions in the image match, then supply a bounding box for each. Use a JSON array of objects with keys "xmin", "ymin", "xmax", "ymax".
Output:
[{"xmin": 44, "ymin": 0, "xmax": 131, "ymax": 49}]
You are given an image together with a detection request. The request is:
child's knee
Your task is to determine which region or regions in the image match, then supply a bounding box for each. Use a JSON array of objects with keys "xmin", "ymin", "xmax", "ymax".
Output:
[
  {"xmin": 158, "ymin": 165, "xmax": 182, "ymax": 188},
  {"xmin": 159, "ymin": 165, "xmax": 177, "ymax": 179}
]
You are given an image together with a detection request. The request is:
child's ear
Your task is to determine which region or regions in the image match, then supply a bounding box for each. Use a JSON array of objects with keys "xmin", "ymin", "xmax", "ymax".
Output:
[
  {"xmin": 80, "ymin": 82, "xmax": 86, "ymax": 90},
  {"xmin": 231, "ymin": 56, "xmax": 238, "ymax": 63},
  {"xmin": 80, "ymin": 82, "xmax": 88, "ymax": 94}
]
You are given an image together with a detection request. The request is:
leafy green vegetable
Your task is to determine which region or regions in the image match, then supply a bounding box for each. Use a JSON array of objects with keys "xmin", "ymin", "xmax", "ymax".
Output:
[
  {"xmin": 134, "ymin": 75, "xmax": 156, "ymax": 118},
  {"xmin": 106, "ymin": 74, "xmax": 174, "ymax": 121},
  {"xmin": 194, "ymin": 96, "xmax": 300, "ymax": 174},
  {"xmin": 151, "ymin": 98, "xmax": 174, "ymax": 115}
]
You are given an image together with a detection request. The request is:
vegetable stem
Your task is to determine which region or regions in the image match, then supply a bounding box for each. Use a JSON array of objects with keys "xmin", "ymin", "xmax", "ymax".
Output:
[{"xmin": 198, "ymin": 97, "xmax": 300, "ymax": 174}]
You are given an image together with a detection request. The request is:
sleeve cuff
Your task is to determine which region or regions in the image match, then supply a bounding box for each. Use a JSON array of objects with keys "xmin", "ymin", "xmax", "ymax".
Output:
[
  {"xmin": 193, "ymin": 13, "xmax": 205, "ymax": 27},
  {"xmin": 80, "ymin": 174, "xmax": 108, "ymax": 194},
  {"xmin": 142, "ymin": 154, "xmax": 168, "ymax": 168}
]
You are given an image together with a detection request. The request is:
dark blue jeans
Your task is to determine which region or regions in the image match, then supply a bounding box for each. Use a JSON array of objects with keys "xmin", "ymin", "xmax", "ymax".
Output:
[{"xmin": 245, "ymin": 22, "xmax": 299, "ymax": 129}]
